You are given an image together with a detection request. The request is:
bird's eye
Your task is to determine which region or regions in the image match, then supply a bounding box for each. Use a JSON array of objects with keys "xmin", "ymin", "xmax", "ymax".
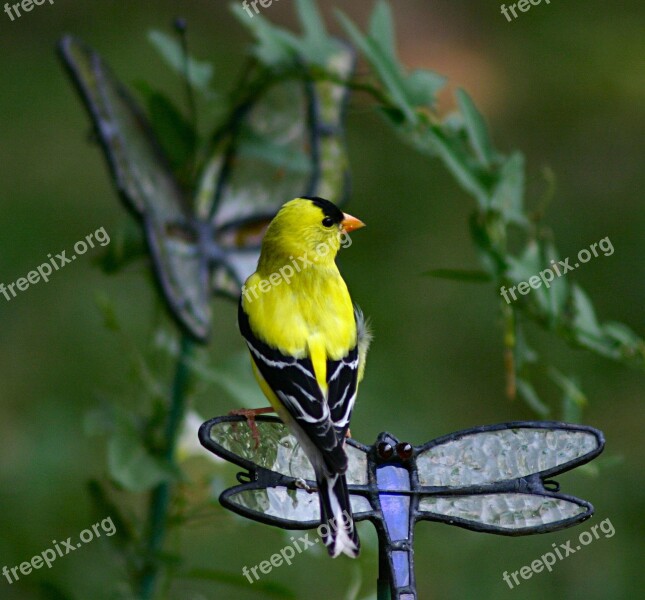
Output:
[
  {"xmin": 396, "ymin": 442, "xmax": 413, "ymax": 460},
  {"xmin": 377, "ymin": 442, "xmax": 394, "ymax": 460},
  {"xmin": 322, "ymin": 217, "xmax": 335, "ymax": 227}
]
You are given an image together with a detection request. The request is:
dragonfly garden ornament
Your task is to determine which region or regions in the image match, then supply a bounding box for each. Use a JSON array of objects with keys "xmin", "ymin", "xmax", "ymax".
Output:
[{"xmin": 199, "ymin": 415, "xmax": 605, "ymax": 599}]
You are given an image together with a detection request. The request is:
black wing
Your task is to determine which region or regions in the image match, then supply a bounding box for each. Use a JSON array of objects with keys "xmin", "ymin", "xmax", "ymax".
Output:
[
  {"xmin": 238, "ymin": 301, "xmax": 358, "ymax": 474},
  {"xmin": 326, "ymin": 346, "xmax": 358, "ymax": 437}
]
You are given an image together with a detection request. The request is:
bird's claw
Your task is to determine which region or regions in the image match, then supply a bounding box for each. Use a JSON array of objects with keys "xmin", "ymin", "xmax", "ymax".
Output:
[
  {"xmin": 294, "ymin": 478, "xmax": 317, "ymax": 494},
  {"xmin": 228, "ymin": 407, "xmax": 273, "ymax": 449}
]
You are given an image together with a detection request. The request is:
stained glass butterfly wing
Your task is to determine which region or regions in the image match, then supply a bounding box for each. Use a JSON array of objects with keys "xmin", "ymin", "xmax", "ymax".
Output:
[
  {"xmin": 198, "ymin": 416, "xmax": 374, "ymax": 529},
  {"xmin": 202, "ymin": 43, "xmax": 356, "ymax": 300},
  {"xmin": 413, "ymin": 422, "xmax": 605, "ymax": 535},
  {"xmin": 58, "ymin": 36, "xmax": 211, "ymax": 341}
]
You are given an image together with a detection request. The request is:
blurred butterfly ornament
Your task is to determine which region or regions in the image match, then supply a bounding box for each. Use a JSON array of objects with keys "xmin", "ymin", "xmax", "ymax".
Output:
[{"xmin": 58, "ymin": 28, "xmax": 355, "ymax": 343}]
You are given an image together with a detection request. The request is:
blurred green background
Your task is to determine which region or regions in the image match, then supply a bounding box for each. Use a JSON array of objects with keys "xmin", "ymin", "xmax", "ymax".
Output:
[{"xmin": 1, "ymin": 1, "xmax": 643, "ymax": 598}]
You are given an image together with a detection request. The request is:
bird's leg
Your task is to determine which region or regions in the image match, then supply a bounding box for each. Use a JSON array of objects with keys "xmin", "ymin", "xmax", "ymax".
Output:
[
  {"xmin": 228, "ymin": 407, "xmax": 275, "ymax": 448},
  {"xmin": 345, "ymin": 428, "xmax": 352, "ymax": 439}
]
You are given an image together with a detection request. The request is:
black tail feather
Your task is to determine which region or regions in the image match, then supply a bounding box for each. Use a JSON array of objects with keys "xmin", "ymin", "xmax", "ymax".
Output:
[{"xmin": 317, "ymin": 473, "xmax": 360, "ymax": 558}]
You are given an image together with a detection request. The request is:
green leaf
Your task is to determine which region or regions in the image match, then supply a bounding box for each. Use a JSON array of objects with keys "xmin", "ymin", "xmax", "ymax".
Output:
[
  {"xmin": 571, "ymin": 284, "xmax": 604, "ymax": 342},
  {"xmin": 231, "ymin": 4, "xmax": 302, "ymax": 66},
  {"xmin": 571, "ymin": 284, "xmax": 624, "ymax": 360},
  {"xmin": 602, "ymin": 321, "xmax": 643, "ymax": 347},
  {"xmin": 147, "ymin": 30, "xmax": 214, "ymax": 92},
  {"xmin": 468, "ymin": 212, "xmax": 507, "ymax": 275},
  {"xmin": 336, "ymin": 9, "xmax": 416, "ymax": 123},
  {"xmin": 233, "ymin": 0, "xmax": 339, "ymax": 66},
  {"xmin": 456, "ymin": 88, "xmax": 494, "ymax": 168},
  {"xmin": 490, "ymin": 152, "xmax": 526, "ymax": 224},
  {"xmin": 516, "ymin": 378, "xmax": 550, "ymax": 416},
  {"xmin": 377, "ymin": 105, "xmax": 407, "ymax": 126},
  {"xmin": 296, "ymin": 0, "xmax": 327, "ymax": 48},
  {"xmin": 506, "ymin": 241, "xmax": 550, "ymax": 313},
  {"xmin": 423, "ymin": 268, "xmax": 492, "ymax": 282},
  {"xmin": 135, "ymin": 84, "xmax": 197, "ymax": 179},
  {"xmin": 548, "ymin": 367, "xmax": 586, "ymax": 422},
  {"xmin": 405, "ymin": 69, "xmax": 446, "ymax": 107},
  {"xmin": 548, "ymin": 367, "xmax": 587, "ymax": 408},
  {"xmin": 542, "ymin": 241, "xmax": 569, "ymax": 320},
  {"xmin": 423, "ymin": 125, "xmax": 489, "ymax": 204},
  {"xmin": 368, "ymin": 0, "xmax": 397, "ymax": 60}
]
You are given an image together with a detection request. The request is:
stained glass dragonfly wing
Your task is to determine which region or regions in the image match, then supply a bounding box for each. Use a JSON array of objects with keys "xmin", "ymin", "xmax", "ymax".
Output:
[
  {"xmin": 199, "ymin": 416, "xmax": 368, "ymax": 485},
  {"xmin": 58, "ymin": 36, "xmax": 211, "ymax": 341},
  {"xmin": 416, "ymin": 493, "xmax": 593, "ymax": 535},
  {"xmin": 201, "ymin": 43, "xmax": 356, "ymax": 298},
  {"xmin": 415, "ymin": 422, "xmax": 604, "ymax": 488},
  {"xmin": 199, "ymin": 415, "xmax": 374, "ymax": 528},
  {"xmin": 413, "ymin": 422, "xmax": 604, "ymax": 534},
  {"xmin": 220, "ymin": 484, "xmax": 375, "ymax": 530}
]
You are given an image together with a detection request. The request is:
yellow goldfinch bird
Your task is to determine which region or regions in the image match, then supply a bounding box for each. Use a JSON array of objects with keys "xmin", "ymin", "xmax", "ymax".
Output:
[{"xmin": 238, "ymin": 196, "xmax": 371, "ymax": 558}]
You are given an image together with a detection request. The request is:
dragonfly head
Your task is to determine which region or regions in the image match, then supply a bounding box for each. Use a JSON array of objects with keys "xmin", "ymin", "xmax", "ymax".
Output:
[{"xmin": 374, "ymin": 433, "xmax": 415, "ymax": 463}]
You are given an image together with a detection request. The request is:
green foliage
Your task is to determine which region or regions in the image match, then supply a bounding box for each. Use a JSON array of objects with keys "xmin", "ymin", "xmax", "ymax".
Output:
[
  {"xmin": 231, "ymin": 0, "xmax": 340, "ymax": 67},
  {"xmin": 335, "ymin": 2, "xmax": 644, "ymax": 418}
]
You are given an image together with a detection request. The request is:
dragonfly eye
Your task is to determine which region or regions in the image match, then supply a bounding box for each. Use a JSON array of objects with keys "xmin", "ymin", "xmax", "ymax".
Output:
[
  {"xmin": 396, "ymin": 442, "xmax": 413, "ymax": 460},
  {"xmin": 377, "ymin": 442, "xmax": 394, "ymax": 459}
]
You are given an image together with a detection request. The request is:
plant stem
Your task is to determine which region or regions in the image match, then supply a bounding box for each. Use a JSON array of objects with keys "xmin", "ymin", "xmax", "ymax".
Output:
[{"xmin": 139, "ymin": 333, "xmax": 194, "ymax": 599}]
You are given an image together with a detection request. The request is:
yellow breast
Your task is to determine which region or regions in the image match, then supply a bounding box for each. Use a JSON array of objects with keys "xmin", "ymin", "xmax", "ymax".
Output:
[{"xmin": 242, "ymin": 266, "xmax": 356, "ymax": 360}]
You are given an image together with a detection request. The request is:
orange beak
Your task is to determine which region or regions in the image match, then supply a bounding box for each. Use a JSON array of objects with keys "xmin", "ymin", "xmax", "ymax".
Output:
[{"xmin": 341, "ymin": 212, "xmax": 366, "ymax": 233}]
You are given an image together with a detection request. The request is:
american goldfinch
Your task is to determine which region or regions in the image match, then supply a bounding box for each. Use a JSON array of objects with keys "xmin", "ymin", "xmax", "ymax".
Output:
[{"xmin": 238, "ymin": 196, "xmax": 371, "ymax": 558}]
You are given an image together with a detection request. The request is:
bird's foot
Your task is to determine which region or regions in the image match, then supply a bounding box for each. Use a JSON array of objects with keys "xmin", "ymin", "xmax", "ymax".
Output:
[
  {"xmin": 295, "ymin": 478, "xmax": 317, "ymax": 494},
  {"xmin": 228, "ymin": 407, "xmax": 274, "ymax": 449}
]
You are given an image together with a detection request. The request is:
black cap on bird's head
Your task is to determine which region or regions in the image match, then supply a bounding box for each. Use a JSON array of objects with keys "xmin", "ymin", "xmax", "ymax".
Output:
[{"xmin": 301, "ymin": 196, "xmax": 365, "ymax": 233}]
